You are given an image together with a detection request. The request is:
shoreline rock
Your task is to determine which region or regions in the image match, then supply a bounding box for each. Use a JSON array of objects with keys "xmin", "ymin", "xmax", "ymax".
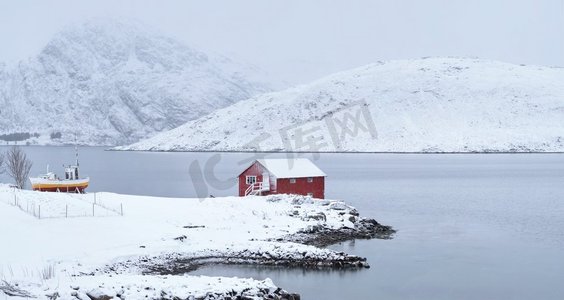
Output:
[
  {"xmin": 144, "ymin": 253, "xmax": 369, "ymax": 275},
  {"xmin": 281, "ymin": 218, "xmax": 396, "ymax": 248},
  {"xmin": 83, "ymin": 285, "xmax": 300, "ymax": 300},
  {"xmin": 102, "ymin": 245, "xmax": 371, "ymax": 277},
  {"xmin": 34, "ymin": 275, "xmax": 299, "ymax": 300}
]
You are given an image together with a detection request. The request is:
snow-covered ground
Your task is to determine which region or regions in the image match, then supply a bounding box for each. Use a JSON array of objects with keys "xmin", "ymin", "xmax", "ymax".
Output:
[
  {"xmin": 0, "ymin": 186, "xmax": 372, "ymax": 299},
  {"xmin": 120, "ymin": 57, "xmax": 564, "ymax": 152}
]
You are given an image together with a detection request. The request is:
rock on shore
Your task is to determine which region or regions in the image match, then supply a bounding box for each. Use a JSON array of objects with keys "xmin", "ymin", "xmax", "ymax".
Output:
[
  {"xmin": 101, "ymin": 243, "xmax": 370, "ymax": 277},
  {"xmin": 34, "ymin": 275, "xmax": 299, "ymax": 300}
]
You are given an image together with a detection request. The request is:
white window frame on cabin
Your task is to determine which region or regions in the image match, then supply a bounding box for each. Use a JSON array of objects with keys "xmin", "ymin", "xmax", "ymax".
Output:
[
  {"xmin": 289, "ymin": 178, "xmax": 296, "ymax": 184},
  {"xmin": 246, "ymin": 176, "xmax": 257, "ymax": 185},
  {"xmin": 307, "ymin": 177, "xmax": 313, "ymax": 183}
]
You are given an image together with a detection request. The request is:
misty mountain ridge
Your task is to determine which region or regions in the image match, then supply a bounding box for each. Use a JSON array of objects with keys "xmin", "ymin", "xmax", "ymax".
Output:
[
  {"xmin": 0, "ymin": 18, "xmax": 272, "ymax": 145},
  {"xmin": 120, "ymin": 57, "xmax": 564, "ymax": 152}
]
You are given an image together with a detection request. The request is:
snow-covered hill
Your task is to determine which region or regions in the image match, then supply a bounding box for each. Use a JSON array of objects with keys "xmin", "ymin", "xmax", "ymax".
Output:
[
  {"xmin": 0, "ymin": 19, "xmax": 271, "ymax": 146},
  {"xmin": 120, "ymin": 58, "xmax": 564, "ymax": 152}
]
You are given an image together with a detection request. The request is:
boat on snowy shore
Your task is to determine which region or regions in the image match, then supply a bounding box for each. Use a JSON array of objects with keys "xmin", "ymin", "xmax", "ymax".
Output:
[{"xmin": 29, "ymin": 147, "xmax": 89, "ymax": 193}]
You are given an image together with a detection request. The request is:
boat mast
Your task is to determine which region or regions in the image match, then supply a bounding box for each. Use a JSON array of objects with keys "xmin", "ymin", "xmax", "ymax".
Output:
[
  {"xmin": 74, "ymin": 134, "xmax": 79, "ymax": 167},
  {"xmin": 74, "ymin": 134, "xmax": 80, "ymax": 179}
]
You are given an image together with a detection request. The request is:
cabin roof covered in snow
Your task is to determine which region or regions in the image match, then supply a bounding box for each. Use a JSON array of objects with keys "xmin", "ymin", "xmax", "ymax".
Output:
[{"xmin": 255, "ymin": 158, "xmax": 326, "ymax": 178}]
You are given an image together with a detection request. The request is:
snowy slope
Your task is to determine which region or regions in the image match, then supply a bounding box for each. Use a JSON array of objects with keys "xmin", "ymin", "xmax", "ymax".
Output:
[
  {"xmin": 121, "ymin": 58, "xmax": 564, "ymax": 152},
  {"xmin": 0, "ymin": 19, "xmax": 271, "ymax": 146}
]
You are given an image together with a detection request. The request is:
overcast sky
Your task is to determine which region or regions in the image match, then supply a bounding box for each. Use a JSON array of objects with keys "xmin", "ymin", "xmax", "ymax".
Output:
[{"xmin": 0, "ymin": 0, "xmax": 563, "ymax": 84}]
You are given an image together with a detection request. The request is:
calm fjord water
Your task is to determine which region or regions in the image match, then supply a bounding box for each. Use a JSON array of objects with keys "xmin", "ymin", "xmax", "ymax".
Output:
[{"xmin": 2, "ymin": 146, "xmax": 563, "ymax": 300}]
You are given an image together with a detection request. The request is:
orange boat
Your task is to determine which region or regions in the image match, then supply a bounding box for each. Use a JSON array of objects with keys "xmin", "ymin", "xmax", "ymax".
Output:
[{"xmin": 29, "ymin": 147, "xmax": 89, "ymax": 193}]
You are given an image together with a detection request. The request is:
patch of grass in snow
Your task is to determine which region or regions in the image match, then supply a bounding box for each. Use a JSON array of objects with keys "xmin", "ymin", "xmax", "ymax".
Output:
[
  {"xmin": 40, "ymin": 264, "xmax": 56, "ymax": 281},
  {"xmin": 0, "ymin": 263, "xmax": 56, "ymax": 283}
]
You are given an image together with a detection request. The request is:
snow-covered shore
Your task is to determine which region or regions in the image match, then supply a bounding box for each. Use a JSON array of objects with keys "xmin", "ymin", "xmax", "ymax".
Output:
[{"xmin": 0, "ymin": 187, "xmax": 393, "ymax": 299}]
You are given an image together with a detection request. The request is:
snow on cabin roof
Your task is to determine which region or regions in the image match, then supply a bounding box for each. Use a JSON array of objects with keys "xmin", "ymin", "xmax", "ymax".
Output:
[{"xmin": 256, "ymin": 158, "xmax": 326, "ymax": 179}]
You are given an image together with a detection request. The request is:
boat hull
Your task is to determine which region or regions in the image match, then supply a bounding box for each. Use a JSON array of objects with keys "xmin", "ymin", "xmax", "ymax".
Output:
[{"xmin": 29, "ymin": 178, "xmax": 89, "ymax": 193}]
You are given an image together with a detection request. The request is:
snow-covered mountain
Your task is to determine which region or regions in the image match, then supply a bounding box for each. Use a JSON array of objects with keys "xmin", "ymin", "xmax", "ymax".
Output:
[
  {"xmin": 0, "ymin": 19, "xmax": 271, "ymax": 145},
  {"xmin": 120, "ymin": 58, "xmax": 564, "ymax": 152}
]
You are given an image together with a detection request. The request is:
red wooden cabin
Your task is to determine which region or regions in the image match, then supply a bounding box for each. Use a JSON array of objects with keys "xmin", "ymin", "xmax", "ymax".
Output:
[{"xmin": 238, "ymin": 158, "xmax": 326, "ymax": 198}]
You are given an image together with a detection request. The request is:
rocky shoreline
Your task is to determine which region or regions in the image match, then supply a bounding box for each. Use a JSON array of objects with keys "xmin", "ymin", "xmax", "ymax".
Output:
[
  {"xmin": 102, "ymin": 246, "xmax": 371, "ymax": 278},
  {"xmin": 18, "ymin": 276, "xmax": 302, "ymax": 300},
  {"xmin": 280, "ymin": 217, "xmax": 395, "ymax": 248},
  {"xmin": 56, "ymin": 285, "xmax": 301, "ymax": 300},
  {"xmin": 91, "ymin": 215, "xmax": 395, "ymax": 299},
  {"xmin": 134, "ymin": 250, "xmax": 369, "ymax": 276},
  {"xmin": 102, "ymin": 216, "xmax": 395, "ymax": 277}
]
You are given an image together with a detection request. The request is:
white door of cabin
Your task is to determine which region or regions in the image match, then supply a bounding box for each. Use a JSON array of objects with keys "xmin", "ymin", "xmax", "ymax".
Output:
[{"xmin": 262, "ymin": 172, "xmax": 270, "ymax": 191}]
